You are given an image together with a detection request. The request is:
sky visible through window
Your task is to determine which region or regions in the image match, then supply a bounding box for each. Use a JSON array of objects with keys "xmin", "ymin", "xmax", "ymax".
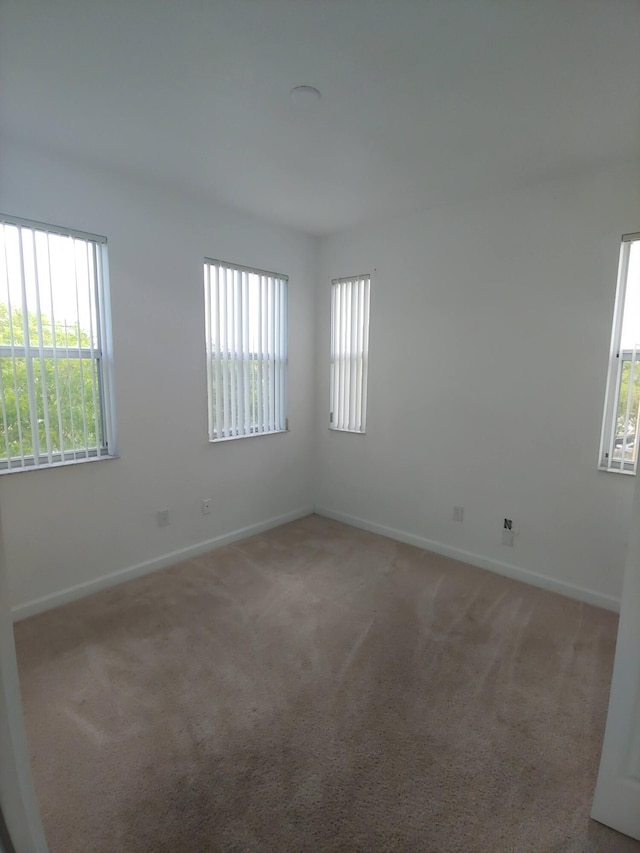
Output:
[
  {"xmin": 621, "ymin": 240, "xmax": 640, "ymax": 351},
  {"xmin": 1, "ymin": 222, "xmax": 98, "ymax": 346}
]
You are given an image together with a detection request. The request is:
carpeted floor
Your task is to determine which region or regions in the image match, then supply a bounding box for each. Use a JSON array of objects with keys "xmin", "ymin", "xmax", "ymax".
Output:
[{"xmin": 14, "ymin": 514, "xmax": 640, "ymax": 852}]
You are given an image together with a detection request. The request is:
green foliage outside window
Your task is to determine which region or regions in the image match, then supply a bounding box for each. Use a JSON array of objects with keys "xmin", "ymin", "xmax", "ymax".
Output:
[
  {"xmin": 0, "ymin": 303, "xmax": 102, "ymax": 461},
  {"xmin": 614, "ymin": 359, "xmax": 640, "ymax": 461}
]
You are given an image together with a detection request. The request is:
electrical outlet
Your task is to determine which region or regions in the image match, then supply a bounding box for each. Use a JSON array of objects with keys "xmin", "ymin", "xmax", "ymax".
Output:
[
  {"xmin": 201, "ymin": 499, "xmax": 211, "ymax": 515},
  {"xmin": 502, "ymin": 529, "xmax": 514, "ymax": 546},
  {"xmin": 502, "ymin": 517, "xmax": 515, "ymax": 546},
  {"xmin": 453, "ymin": 506, "xmax": 464, "ymax": 522},
  {"xmin": 157, "ymin": 509, "xmax": 170, "ymax": 527}
]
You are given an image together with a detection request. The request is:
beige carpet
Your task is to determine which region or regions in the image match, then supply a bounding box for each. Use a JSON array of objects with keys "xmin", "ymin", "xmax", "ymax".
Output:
[{"xmin": 14, "ymin": 514, "xmax": 640, "ymax": 852}]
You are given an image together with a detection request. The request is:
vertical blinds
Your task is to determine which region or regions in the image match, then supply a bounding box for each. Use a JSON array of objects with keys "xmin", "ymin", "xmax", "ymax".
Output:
[
  {"xmin": 204, "ymin": 260, "xmax": 288, "ymax": 441},
  {"xmin": 0, "ymin": 215, "xmax": 111, "ymax": 471},
  {"xmin": 330, "ymin": 274, "xmax": 370, "ymax": 433}
]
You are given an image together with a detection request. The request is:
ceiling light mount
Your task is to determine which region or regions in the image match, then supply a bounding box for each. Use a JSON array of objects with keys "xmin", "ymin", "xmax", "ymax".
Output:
[{"xmin": 290, "ymin": 85, "xmax": 322, "ymax": 104}]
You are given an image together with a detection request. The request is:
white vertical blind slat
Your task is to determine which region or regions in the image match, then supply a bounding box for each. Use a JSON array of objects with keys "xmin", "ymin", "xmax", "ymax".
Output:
[
  {"xmin": 0, "ymin": 229, "xmax": 13, "ymax": 464},
  {"xmin": 0, "ymin": 352, "xmax": 9, "ymax": 464},
  {"xmin": 213, "ymin": 265, "xmax": 223, "ymax": 441},
  {"xmin": 242, "ymin": 270, "xmax": 250, "ymax": 435},
  {"xmin": 257, "ymin": 274, "xmax": 264, "ymax": 433},
  {"xmin": 271, "ymin": 279, "xmax": 281, "ymax": 429},
  {"xmin": 269, "ymin": 276, "xmax": 276, "ymax": 431},
  {"xmin": 232, "ymin": 269, "xmax": 239, "ymax": 435},
  {"xmin": 238, "ymin": 270, "xmax": 244, "ymax": 432},
  {"xmin": 275, "ymin": 279, "xmax": 281, "ymax": 428},
  {"xmin": 343, "ymin": 281, "xmax": 350, "ymax": 430},
  {"xmin": 17, "ymin": 227, "xmax": 41, "ymax": 463},
  {"xmin": 620, "ymin": 347, "xmax": 639, "ymax": 465},
  {"xmin": 94, "ymin": 242, "xmax": 111, "ymax": 455},
  {"xmin": 204, "ymin": 261, "xmax": 214, "ymax": 437},
  {"xmin": 264, "ymin": 275, "xmax": 270, "ymax": 431},
  {"xmin": 70, "ymin": 236, "xmax": 90, "ymax": 456},
  {"xmin": 349, "ymin": 280, "xmax": 358, "ymax": 430},
  {"xmin": 334, "ymin": 282, "xmax": 340, "ymax": 427},
  {"xmin": 280, "ymin": 280, "xmax": 289, "ymax": 429},
  {"xmin": 234, "ymin": 268, "xmax": 244, "ymax": 435},
  {"xmin": 341, "ymin": 281, "xmax": 349, "ymax": 429},
  {"xmin": 355, "ymin": 278, "xmax": 364, "ymax": 432},
  {"xmin": 608, "ymin": 356, "xmax": 626, "ymax": 470},
  {"xmin": 32, "ymin": 232, "xmax": 53, "ymax": 463},
  {"xmin": 230, "ymin": 269, "xmax": 237, "ymax": 435},
  {"xmin": 87, "ymin": 241, "xmax": 102, "ymax": 452},
  {"xmin": 249, "ymin": 275, "xmax": 255, "ymax": 430},
  {"xmin": 220, "ymin": 266, "xmax": 230, "ymax": 439},
  {"xmin": 2, "ymin": 226, "xmax": 25, "ymax": 465},
  {"xmin": 345, "ymin": 282, "xmax": 351, "ymax": 428},
  {"xmin": 332, "ymin": 282, "xmax": 339, "ymax": 426},
  {"xmin": 230, "ymin": 269, "xmax": 239, "ymax": 435},
  {"xmin": 62, "ymin": 313, "xmax": 77, "ymax": 454},
  {"xmin": 360, "ymin": 277, "xmax": 370, "ymax": 433},
  {"xmin": 338, "ymin": 281, "xmax": 346, "ymax": 429}
]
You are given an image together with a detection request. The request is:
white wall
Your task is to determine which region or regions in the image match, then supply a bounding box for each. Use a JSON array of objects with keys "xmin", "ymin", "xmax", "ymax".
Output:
[
  {"xmin": 0, "ymin": 140, "xmax": 317, "ymax": 616},
  {"xmin": 315, "ymin": 160, "xmax": 640, "ymax": 609}
]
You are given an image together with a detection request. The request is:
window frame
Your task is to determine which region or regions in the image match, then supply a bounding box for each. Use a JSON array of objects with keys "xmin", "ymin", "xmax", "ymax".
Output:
[
  {"xmin": 329, "ymin": 273, "xmax": 371, "ymax": 435},
  {"xmin": 599, "ymin": 232, "xmax": 640, "ymax": 475},
  {"xmin": 0, "ymin": 213, "xmax": 117, "ymax": 473},
  {"xmin": 204, "ymin": 258, "xmax": 289, "ymax": 442}
]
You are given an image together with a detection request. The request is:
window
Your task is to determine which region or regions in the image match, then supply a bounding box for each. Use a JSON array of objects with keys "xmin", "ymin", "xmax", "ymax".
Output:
[
  {"xmin": 600, "ymin": 233, "xmax": 640, "ymax": 473},
  {"xmin": 204, "ymin": 259, "xmax": 288, "ymax": 441},
  {"xmin": 0, "ymin": 214, "xmax": 116, "ymax": 472},
  {"xmin": 330, "ymin": 274, "xmax": 370, "ymax": 433}
]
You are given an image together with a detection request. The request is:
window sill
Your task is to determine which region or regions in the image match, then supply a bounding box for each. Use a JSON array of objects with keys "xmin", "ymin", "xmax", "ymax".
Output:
[
  {"xmin": 598, "ymin": 464, "xmax": 636, "ymax": 476},
  {"xmin": 0, "ymin": 452, "xmax": 118, "ymax": 476},
  {"xmin": 209, "ymin": 428, "xmax": 289, "ymax": 444}
]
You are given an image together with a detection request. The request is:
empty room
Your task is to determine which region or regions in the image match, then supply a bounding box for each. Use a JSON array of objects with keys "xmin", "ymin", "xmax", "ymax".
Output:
[{"xmin": 1, "ymin": 1, "xmax": 640, "ymax": 851}]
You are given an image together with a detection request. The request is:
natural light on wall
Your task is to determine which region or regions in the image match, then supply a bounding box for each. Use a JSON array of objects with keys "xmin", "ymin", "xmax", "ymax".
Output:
[
  {"xmin": 600, "ymin": 234, "xmax": 640, "ymax": 473},
  {"xmin": 0, "ymin": 214, "xmax": 115, "ymax": 472},
  {"xmin": 204, "ymin": 259, "xmax": 288, "ymax": 441},
  {"xmin": 330, "ymin": 274, "xmax": 370, "ymax": 433}
]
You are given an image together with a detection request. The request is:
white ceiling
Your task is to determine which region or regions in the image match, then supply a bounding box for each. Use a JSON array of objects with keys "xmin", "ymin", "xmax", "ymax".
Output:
[{"xmin": 1, "ymin": 0, "xmax": 639, "ymax": 235}]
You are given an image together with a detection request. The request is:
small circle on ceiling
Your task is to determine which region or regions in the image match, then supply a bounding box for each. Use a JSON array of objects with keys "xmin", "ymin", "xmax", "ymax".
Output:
[{"xmin": 290, "ymin": 85, "xmax": 322, "ymax": 104}]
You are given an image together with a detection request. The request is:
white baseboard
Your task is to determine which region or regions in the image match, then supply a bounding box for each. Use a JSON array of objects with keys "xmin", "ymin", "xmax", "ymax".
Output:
[
  {"xmin": 12, "ymin": 506, "xmax": 315, "ymax": 622},
  {"xmin": 314, "ymin": 506, "xmax": 620, "ymax": 613}
]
